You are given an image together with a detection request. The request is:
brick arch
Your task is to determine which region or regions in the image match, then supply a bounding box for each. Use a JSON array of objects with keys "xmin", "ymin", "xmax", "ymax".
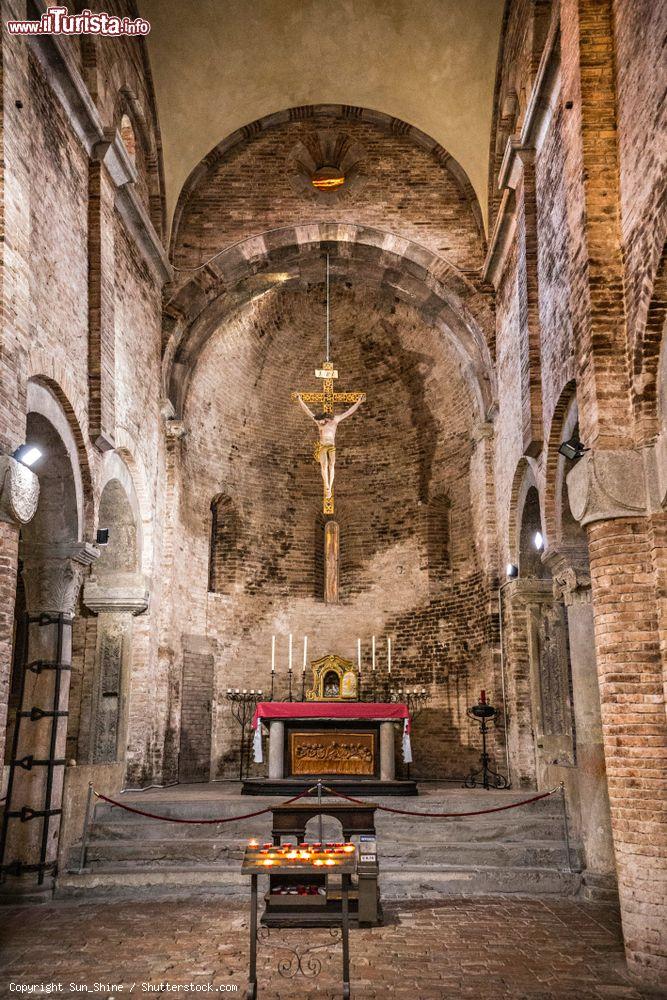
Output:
[
  {"xmin": 24, "ymin": 354, "xmax": 96, "ymax": 541},
  {"xmin": 507, "ymin": 457, "xmax": 541, "ymax": 567},
  {"xmin": 631, "ymin": 239, "xmax": 667, "ymax": 445},
  {"xmin": 170, "ymin": 104, "xmax": 486, "ymax": 252},
  {"xmin": 163, "ymin": 226, "xmax": 495, "ymax": 421},
  {"xmin": 543, "ymin": 380, "xmax": 579, "ymax": 552}
]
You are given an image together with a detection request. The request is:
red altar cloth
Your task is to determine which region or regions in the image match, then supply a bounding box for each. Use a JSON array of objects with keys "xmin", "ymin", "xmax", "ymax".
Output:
[
  {"xmin": 252, "ymin": 701, "xmax": 411, "ymax": 732},
  {"xmin": 251, "ymin": 701, "xmax": 413, "ymax": 764}
]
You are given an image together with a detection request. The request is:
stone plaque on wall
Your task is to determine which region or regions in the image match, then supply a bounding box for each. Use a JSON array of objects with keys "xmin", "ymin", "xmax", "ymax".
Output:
[
  {"xmin": 536, "ymin": 605, "xmax": 572, "ymax": 737},
  {"xmin": 93, "ymin": 620, "xmax": 125, "ymax": 763}
]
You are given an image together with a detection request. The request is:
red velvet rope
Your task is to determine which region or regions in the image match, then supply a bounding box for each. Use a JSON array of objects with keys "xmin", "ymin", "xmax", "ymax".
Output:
[
  {"xmin": 93, "ymin": 784, "xmax": 559, "ymax": 824},
  {"xmin": 321, "ymin": 785, "xmax": 560, "ymax": 818},
  {"xmin": 93, "ymin": 787, "xmax": 314, "ymax": 824}
]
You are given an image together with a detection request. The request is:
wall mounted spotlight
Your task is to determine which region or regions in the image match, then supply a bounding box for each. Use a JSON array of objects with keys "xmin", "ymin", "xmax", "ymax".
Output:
[
  {"xmin": 96, "ymin": 528, "xmax": 110, "ymax": 545},
  {"xmin": 506, "ymin": 563, "xmax": 518, "ymax": 579},
  {"xmin": 558, "ymin": 437, "xmax": 588, "ymax": 461},
  {"xmin": 12, "ymin": 444, "xmax": 43, "ymax": 468}
]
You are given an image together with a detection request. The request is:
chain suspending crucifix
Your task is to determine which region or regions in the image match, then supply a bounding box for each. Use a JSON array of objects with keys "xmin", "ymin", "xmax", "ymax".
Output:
[{"xmin": 292, "ymin": 362, "xmax": 365, "ymax": 514}]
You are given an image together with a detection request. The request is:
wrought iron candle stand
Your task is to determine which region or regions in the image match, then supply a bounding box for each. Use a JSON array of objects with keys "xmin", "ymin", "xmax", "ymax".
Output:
[
  {"xmin": 464, "ymin": 695, "xmax": 508, "ymax": 789},
  {"xmin": 226, "ymin": 689, "xmax": 263, "ymax": 781},
  {"xmin": 391, "ymin": 688, "xmax": 430, "ymax": 779}
]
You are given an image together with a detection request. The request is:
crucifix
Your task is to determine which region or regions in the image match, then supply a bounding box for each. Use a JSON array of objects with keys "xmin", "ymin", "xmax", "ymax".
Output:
[
  {"xmin": 291, "ymin": 257, "xmax": 366, "ymax": 603},
  {"xmin": 292, "ymin": 363, "xmax": 365, "ymax": 514},
  {"xmin": 290, "ymin": 256, "xmax": 365, "ymax": 516}
]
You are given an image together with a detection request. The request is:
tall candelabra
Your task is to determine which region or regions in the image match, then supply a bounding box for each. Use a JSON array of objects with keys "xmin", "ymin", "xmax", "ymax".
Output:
[
  {"xmin": 226, "ymin": 688, "xmax": 263, "ymax": 781},
  {"xmin": 464, "ymin": 693, "xmax": 508, "ymax": 789},
  {"xmin": 389, "ymin": 687, "xmax": 430, "ymax": 779}
]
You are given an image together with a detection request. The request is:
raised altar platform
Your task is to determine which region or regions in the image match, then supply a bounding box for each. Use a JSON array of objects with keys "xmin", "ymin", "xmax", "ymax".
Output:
[{"xmin": 247, "ymin": 701, "xmax": 418, "ymax": 796}]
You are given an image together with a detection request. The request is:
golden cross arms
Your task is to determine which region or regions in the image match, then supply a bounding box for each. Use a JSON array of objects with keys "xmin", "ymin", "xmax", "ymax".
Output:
[{"xmin": 290, "ymin": 361, "xmax": 364, "ymax": 415}]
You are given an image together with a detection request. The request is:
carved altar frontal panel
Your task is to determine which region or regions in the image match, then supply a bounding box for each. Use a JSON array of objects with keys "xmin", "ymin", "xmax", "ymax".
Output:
[{"xmin": 290, "ymin": 731, "xmax": 375, "ymax": 776}]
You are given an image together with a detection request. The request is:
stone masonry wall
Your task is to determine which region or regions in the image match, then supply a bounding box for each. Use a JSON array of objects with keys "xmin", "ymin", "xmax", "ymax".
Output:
[{"xmin": 175, "ymin": 283, "xmax": 501, "ymax": 781}]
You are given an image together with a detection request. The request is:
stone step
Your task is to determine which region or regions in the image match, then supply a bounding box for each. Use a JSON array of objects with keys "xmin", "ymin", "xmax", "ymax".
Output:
[
  {"xmin": 70, "ymin": 837, "xmax": 581, "ymax": 870},
  {"xmin": 56, "ymin": 862, "xmax": 582, "ymax": 902}
]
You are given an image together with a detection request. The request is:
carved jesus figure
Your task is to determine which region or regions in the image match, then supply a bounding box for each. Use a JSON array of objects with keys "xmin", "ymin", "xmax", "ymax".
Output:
[{"xmin": 296, "ymin": 393, "xmax": 366, "ymax": 498}]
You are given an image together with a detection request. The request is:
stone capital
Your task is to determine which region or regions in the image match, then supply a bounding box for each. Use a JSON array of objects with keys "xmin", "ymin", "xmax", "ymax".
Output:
[
  {"xmin": 83, "ymin": 571, "xmax": 150, "ymax": 615},
  {"xmin": 0, "ymin": 455, "xmax": 40, "ymax": 526},
  {"xmin": 566, "ymin": 448, "xmax": 653, "ymax": 527},
  {"xmin": 21, "ymin": 543, "xmax": 100, "ymax": 617},
  {"xmin": 550, "ymin": 563, "xmax": 592, "ymax": 607}
]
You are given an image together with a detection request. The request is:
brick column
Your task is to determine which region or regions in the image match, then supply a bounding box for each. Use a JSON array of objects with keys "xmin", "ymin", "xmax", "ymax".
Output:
[{"xmin": 568, "ymin": 452, "xmax": 667, "ymax": 984}]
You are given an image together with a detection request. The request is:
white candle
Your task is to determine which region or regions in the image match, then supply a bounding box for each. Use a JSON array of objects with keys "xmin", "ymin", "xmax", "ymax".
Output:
[
  {"xmin": 372, "ymin": 635, "xmax": 376, "ymax": 671},
  {"xmin": 387, "ymin": 637, "xmax": 392, "ymax": 674},
  {"xmin": 303, "ymin": 635, "xmax": 308, "ymax": 672},
  {"xmin": 271, "ymin": 635, "xmax": 276, "ymax": 673},
  {"xmin": 288, "ymin": 633, "xmax": 293, "ymax": 672},
  {"xmin": 357, "ymin": 638, "xmax": 361, "ymax": 668}
]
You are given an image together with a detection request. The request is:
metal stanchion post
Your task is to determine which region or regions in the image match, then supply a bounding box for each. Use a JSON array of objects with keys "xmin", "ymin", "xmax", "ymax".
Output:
[
  {"xmin": 77, "ymin": 782, "xmax": 95, "ymax": 873},
  {"xmin": 559, "ymin": 781, "xmax": 574, "ymax": 872}
]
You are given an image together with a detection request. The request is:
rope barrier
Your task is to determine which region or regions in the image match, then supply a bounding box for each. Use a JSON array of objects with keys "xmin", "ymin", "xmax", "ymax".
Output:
[
  {"xmin": 92, "ymin": 786, "xmax": 315, "ymax": 825},
  {"xmin": 320, "ymin": 784, "xmax": 561, "ymax": 818},
  {"xmin": 90, "ymin": 783, "xmax": 560, "ymax": 825}
]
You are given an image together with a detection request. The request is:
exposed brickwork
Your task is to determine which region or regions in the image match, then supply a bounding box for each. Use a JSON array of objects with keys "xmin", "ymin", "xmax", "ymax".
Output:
[
  {"xmin": 173, "ymin": 284, "xmax": 498, "ymax": 781},
  {"xmin": 170, "ymin": 112, "xmax": 485, "ymax": 280},
  {"xmin": 0, "ymin": 897, "xmax": 652, "ymax": 1000},
  {"xmin": 0, "ymin": 1, "xmax": 665, "ymax": 991},
  {"xmin": 587, "ymin": 517, "xmax": 666, "ymax": 980}
]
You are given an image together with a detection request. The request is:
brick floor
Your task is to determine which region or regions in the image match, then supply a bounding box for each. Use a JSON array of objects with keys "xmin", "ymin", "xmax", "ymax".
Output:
[{"xmin": 0, "ymin": 897, "xmax": 660, "ymax": 999}]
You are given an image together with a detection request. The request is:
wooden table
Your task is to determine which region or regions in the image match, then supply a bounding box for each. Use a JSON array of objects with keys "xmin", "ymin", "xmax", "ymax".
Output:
[
  {"xmin": 271, "ymin": 799, "xmax": 377, "ymax": 845},
  {"xmin": 241, "ymin": 843, "xmax": 356, "ymax": 999}
]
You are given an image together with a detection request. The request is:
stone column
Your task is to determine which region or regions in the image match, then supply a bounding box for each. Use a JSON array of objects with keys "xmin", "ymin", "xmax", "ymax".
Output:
[
  {"xmin": 1, "ymin": 541, "xmax": 98, "ymax": 894},
  {"xmin": 552, "ymin": 563, "xmax": 615, "ymax": 894},
  {"xmin": 268, "ymin": 721, "xmax": 285, "ymax": 780},
  {"xmin": 0, "ymin": 455, "xmax": 40, "ymax": 777},
  {"xmin": 380, "ymin": 722, "xmax": 395, "ymax": 781},
  {"xmin": 82, "ymin": 572, "xmax": 149, "ymax": 764}
]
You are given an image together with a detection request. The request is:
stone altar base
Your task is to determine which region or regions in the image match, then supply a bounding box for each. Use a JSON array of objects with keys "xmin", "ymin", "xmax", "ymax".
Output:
[{"xmin": 241, "ymin": 777, "xmax": 418, "ymax": 796}]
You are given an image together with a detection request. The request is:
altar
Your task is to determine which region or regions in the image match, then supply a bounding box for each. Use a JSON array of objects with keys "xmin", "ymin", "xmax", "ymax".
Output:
[{"xmin": 245, "ymin": 701, "xmax": 417, "ymax": 796}]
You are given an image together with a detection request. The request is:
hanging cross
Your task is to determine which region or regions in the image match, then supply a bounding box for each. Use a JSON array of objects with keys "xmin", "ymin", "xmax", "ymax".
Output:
[{"xmin": 291, "ymin": 361, "xmax": 365, "ymax": 514}]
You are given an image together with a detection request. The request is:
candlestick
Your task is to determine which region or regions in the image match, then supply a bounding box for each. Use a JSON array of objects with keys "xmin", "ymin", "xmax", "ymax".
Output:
[
  {"xmin": 480, "ymin": 689, "xmax": 486, "ymax": 705},
  {"xmin": 357, "ymin": 638, "xmax": 361, "ymax": 668},
  {"xmin": 372, "ymin": 635, "xmax": 376, "ymax": 671},
  {"xmin": 303, "ymin": 635, "xmax": 308, "ymax": 671},
  {"xmin": 387, "ymin": 636, "xmax": 392, "ymax": 674},
  {"xmin": 271, "ymin": 635, "xmax": 275, "ymax": 673},
  {"xmin": 288, "ymin": 633, "xmax": 293, "ymax": 672}
]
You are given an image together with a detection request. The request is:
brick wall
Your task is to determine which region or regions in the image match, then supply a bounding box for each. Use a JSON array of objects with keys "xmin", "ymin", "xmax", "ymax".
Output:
[{"xmin": 172, "ymin": 284, "xmax": 501, "ymax": 781}]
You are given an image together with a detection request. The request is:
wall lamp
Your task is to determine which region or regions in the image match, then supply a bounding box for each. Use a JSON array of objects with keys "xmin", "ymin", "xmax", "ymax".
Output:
[
  {"xmin": 506, "ymin": 563, "xmax": 518, "ymax": 579},
  {"xmin": 12, "ymin": 444, "xmax": 43, "ymax": 468},
  {"xmin": 96, "ymin": 528, "xmax": 110, "ymax": 545},
  {"xmin": 558, "ymin": 437, "xmax": 588, "ymax": 461}
]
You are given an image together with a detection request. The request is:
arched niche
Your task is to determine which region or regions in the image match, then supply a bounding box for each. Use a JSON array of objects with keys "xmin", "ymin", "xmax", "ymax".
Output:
[
  {"xmin": 80, "ymin": 475, "xmax": 145, "ymax": 767},
  {"xmin": 208, "ymin": 493, "xmax": 240, "ymax": 594},
  {"xmin": 25, "ymin": 382, "xmax": 85, "ymax": 546},
  {"xmin": 518, "ymin": 486, "xmax": 548, "ymax": 580},
  {"xmin": 96, "ymin": 472, "xmax": 141, "ymax": 576}
]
